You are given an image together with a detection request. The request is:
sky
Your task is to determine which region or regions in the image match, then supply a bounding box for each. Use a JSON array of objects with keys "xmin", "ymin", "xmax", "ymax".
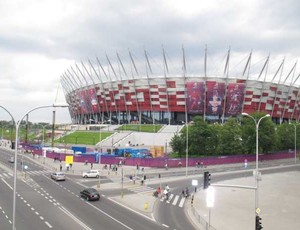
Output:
[{"xmin": 1, "ymin": 0, "xmax": 300, "ymax": 124}]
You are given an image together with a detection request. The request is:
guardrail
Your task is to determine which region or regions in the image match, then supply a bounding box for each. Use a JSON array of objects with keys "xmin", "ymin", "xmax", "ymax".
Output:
[{"xmin": 191, "ymin": 205, "xmax": 216, "ymax": 230}]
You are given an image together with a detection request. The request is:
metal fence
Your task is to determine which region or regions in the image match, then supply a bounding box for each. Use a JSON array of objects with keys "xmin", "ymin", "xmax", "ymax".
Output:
[{"xmin": 191, "ymin": 205, "xmax": 217, "ymax": 230}]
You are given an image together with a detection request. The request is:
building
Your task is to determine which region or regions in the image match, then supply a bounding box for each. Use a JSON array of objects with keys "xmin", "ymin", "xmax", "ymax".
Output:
[{"xmin": 60, "ymin": 48, "xmax": 300, "ymax": 125}]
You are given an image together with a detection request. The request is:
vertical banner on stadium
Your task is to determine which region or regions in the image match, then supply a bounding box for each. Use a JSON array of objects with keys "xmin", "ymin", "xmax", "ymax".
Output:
[
  {"xmin": 77, "ymin": 90, "xmax": 87, "ymax": 114},
  {"xmin": 88, "ymin": 88, "xmax": 99, "ymax": 113},
  {"xmin": 225, "ymin": 83, "xmax": 245, "ymax": 115},
  {"xmin": 186, "ymin": 82, "xmax": 205, "ymax": 114},
  {"xmin": 206, "ymin": 81, "xmax": 225, "ymax": 115}
]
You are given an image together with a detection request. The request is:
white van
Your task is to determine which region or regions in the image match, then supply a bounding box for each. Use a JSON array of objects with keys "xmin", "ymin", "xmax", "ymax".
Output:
[{"xmin": 82, "ymin": 170, "xmax": 100, "ymax": 178}]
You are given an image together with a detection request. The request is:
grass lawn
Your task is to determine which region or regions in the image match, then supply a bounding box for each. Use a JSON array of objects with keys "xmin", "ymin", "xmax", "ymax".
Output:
[
  {"xmin": 116, "ymin": 124, "xmax": 162, "ymax": 132},
  {"xmin": 56, "ymin": 131, "xmax": 113, "ymax": 145}
]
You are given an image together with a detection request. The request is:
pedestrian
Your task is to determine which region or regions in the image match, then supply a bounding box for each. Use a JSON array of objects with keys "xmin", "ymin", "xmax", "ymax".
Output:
[
  {"xmin": 91, "ymin": 162, "xmax": 93, "ymax": 169},
  {"xmin": 244, "ymin": 159, "xmax": 248, "ymax": 169},
  {"xmin": 60, "ymin": 164, "xmax": 62, "ymax": 171}
]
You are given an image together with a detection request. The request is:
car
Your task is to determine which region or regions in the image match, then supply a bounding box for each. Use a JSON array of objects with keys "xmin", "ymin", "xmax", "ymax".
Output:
[
  {"xmin": 51, "ymin": 172, "xmax": 66, "ymax": 181},
  {"xmin": 80, "ymin": 188, "xmax": 100, "ymax": 201},
  {"xmin": 82, "ymin": 169, "xmax": 100, "ymax": 178},
  {"xmin": 8, "ymin": 157, "xmax": 14, "ymax": 163}
]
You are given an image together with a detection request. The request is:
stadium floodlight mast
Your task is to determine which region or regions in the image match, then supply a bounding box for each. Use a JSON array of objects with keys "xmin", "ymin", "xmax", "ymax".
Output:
[
  {"xmin": 0, "ymin": 104, "xmax": 69, "ymax": 230},
  {"xmin": 90, "ymin": 118, "xmax": 102, "ymax": 188},
  {"xmin": 241, "ymin": 112, "xmax": 270, "ymax": 218}
]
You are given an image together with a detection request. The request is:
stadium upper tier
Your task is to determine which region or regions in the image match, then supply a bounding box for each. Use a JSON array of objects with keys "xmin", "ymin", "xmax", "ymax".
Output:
[{"xmin": 60, "ymin": 49, "xmax": 300, "ymax": 124}]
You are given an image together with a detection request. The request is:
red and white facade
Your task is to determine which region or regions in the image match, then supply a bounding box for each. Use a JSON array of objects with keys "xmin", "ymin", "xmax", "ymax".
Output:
[{"xmin": 60, "ymin": 51, "xmax": 300, "ymax": 124}]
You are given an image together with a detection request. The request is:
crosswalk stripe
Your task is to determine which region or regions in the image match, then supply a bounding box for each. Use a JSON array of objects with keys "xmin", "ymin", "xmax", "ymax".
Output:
[
  {"xmin": 166, "ymin": 194, "xmax": 174, "ymax": 203},
  {"xmin": 172, "ymin": 195, "xmax": 179, "ymax": 205},
  {"xmin": 178, "ymin": 197, "xmax": 185, "ymax": 207}
]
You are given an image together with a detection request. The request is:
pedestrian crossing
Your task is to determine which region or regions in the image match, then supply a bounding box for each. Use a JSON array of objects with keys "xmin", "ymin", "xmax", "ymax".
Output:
[
  {"xmin": 127, "ymin": 185, "xmax": 156, "ymax": 194},
  {"xmin": 0, "ymin": 169, "xmax": 52, "ymax": 178},
  {"xmin": 126, "ymin": 185, "xmax": 187, "ymax": 208},
  {"xmin": 25, "ymin": 169, "xmax": 52, "ymax": 176},
  {"xmin": 0, "ymin": 172, "xmax": 13, "ymax": 178},
  {"xmin": 161, "ymin": 194, "xmax": 186, "ymax": 208}
]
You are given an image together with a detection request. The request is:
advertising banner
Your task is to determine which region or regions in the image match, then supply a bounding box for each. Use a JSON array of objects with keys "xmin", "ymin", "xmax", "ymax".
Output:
[{"xmin": 186, "ymin": 82, "xmax": 205, "ymax": 114}]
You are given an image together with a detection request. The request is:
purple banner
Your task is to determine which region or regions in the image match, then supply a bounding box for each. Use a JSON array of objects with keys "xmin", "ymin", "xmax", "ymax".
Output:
[
  {"xmin": 206, "ymin": 81, "xmax": 225, "ymax": 115},
  {"xmin": 225, "ymin": 83, "xmax": 245, "ymax": 115},
  {"xmin": 186, "ymin": 82, "xmax": 205, "ymax": 114}
]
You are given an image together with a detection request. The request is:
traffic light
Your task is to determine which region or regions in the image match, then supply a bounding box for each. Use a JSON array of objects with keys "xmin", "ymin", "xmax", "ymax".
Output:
[
  {"xmin": 255, "ymin": 215, "xmax": 263, "ymax": 230},
  {"xmin": 203, "ymin": 171, "xmax": 211, "ymax": 189}
]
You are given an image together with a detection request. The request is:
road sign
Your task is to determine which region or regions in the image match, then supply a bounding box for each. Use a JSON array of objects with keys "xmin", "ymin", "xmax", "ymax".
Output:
[{"xmin": 256, "ymin": 208, "xmax": 260, "ymax": 214}]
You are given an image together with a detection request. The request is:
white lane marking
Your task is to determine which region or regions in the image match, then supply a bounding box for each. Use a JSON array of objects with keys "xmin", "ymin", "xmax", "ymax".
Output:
[
  {"xmin": 1, "ymin": 178, "xmax": 13, "ymax": 190},
  {"xmin": 172, "ymin": 195, "xmax": 179, "ymax": 205},
  {"xmin": 108, "ymin": 197, "xmax": 155, "ymax": 222},
  {"xmin": 178, "ymin": 197, "xmax": 185, "ymax": 208},
  {"xmin": 59, "ymin": 206, "xmax": 92, "ymax": 230},
  {"xmin": 45, "ymin": 221, "xmax": 53, "ymax": 228},
  {"xmin": 162, "ymin": 224, "xmax": 169, "ymax": 228},
  {"xmin": 85, "ymin": 201, "xmax": 134, "ymax": 230}
]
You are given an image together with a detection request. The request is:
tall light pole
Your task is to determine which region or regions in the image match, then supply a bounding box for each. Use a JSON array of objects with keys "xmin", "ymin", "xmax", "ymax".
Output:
[
  {"xmin": 90, "ymin": 118, "xmax": 102, "ymax": 188},
  {"xmin": 242, "ymin": 113, "xmax": 270, "ymax": 217},
  {"xmin": 289, "ymin": 122, "xmax": 299, "ymax": 164},
  {"xmin": 1, "ymin": 104, "xmax": 68, "ymax": 230}
]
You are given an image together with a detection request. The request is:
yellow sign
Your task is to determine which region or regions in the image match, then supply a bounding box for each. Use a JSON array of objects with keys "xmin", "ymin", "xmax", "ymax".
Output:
[
  {"xmin": 256, "ymin": 208, "xmax": 260, "ymax": 214},
  {"xmin": 65, "ymin": 155, "xmax": 74, "ymax": 164}
]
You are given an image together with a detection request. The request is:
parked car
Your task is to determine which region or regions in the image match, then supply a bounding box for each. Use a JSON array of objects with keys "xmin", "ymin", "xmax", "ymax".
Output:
[
  {"xmin": 8, "ymin": 157, "xmax": 14, "ymax": 163},
  {"xmin": 80, "ymin": 188, "xmax": 100, "ymax": 201},
  {"xmin": 51, "ymin": 172, "xmax": 66, "ymax": 181},
  {"xmin": 82, "ymin": 170, "xmax": 100, "ymax": 178}
]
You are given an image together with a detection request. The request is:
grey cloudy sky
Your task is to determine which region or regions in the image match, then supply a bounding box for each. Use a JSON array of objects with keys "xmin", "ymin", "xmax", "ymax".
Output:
[{"xmin": 1, "ymin": 0, "xmax": 300, "ymax": 123}]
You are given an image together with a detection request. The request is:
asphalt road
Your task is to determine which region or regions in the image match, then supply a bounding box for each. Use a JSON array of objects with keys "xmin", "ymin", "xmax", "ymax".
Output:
[
  {"xmin": 0, "ymin": 148, "xmax": 168, "ymax": 230},
  {"xmin": 1, "ymin": 145, "xmax": 299, "ymax": 230}
]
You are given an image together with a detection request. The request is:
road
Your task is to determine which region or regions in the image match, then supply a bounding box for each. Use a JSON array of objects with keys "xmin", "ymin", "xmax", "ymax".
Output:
[
  {"xmin": 1, "ymin": 146, "xmax": 299, "ymax": 230},
  {"xmin": 0, "ymin": 148, "xmax": 167, "ymax": 230}
]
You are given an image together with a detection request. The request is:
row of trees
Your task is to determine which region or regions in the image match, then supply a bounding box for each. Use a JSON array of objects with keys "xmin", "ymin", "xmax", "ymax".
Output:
[{"xmin": 170, "ymin": 113, "xmax": 297, "ymax": 157}]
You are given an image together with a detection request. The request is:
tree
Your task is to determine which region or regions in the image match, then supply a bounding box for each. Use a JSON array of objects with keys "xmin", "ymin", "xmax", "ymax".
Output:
[
  {"xmin": 241, "ymin": 112, "xmax": 276, "ymax": 154},
  {"xmin": 170, "ymin": 133, "xmax": 185, "ymax": 157},
  {"xmin": 218, "ymin": 117, "xmax": 243, "ymax": 155},
  {"xmin": 188, "ymin": 116, "xmax": 219, "ymax": 156}
]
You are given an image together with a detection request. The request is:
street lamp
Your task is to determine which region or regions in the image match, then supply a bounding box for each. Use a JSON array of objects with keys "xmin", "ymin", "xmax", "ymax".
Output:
[
  {"xmin": 241, "ymin": 113, "xmax": 270, "ymax": 218},
  {"xmin": 0, "ymin": 104, "xmax": 68, "ymax": 230},
  {"xmin": 289, "ymin": 122, "xmax": 299, "ymax": 164}
]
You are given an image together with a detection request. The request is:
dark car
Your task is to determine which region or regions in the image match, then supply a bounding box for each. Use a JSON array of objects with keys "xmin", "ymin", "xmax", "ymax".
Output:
[{"xmin": 80, "ymin": 188, "xmax": 100, "ymax": 201}]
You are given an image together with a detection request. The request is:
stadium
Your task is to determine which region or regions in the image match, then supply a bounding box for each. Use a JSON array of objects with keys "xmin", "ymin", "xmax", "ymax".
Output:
[{"xmin": 60, "ymin": 48, "xmax": 300, "ymax": 125}]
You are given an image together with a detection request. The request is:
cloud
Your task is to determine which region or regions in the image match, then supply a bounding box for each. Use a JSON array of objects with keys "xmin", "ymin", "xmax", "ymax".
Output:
[{"xmin": 0, "ymin": 0, "xmax": 300, "ymax": 123}]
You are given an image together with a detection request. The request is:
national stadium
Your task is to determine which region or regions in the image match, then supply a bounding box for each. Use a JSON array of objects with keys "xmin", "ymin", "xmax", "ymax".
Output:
[{"xmin": 60, "ymin": 49, "xmax": 300, "ymax": 125}]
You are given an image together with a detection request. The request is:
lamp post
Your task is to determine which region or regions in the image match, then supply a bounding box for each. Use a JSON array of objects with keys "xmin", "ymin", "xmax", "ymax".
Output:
[
  {"xmin": 98, "ymin": 121, "xmax": 102, "ymax": 188},
  {"xmin": 289, "ymin": 122, "xmax": 299, "ymax": 164},
  {"xmin": 242, "ymin": 113, "xmax": 270, "ymax": 218},
  {"xmin": 0, "ymin": 104, "xmax": 68, "ymax": 230}
]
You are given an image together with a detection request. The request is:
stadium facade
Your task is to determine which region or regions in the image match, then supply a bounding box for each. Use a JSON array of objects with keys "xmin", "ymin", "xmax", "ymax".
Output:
[{"xmin": 60, "ymin": 49, "xmax": 300, "ymax": 125}]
